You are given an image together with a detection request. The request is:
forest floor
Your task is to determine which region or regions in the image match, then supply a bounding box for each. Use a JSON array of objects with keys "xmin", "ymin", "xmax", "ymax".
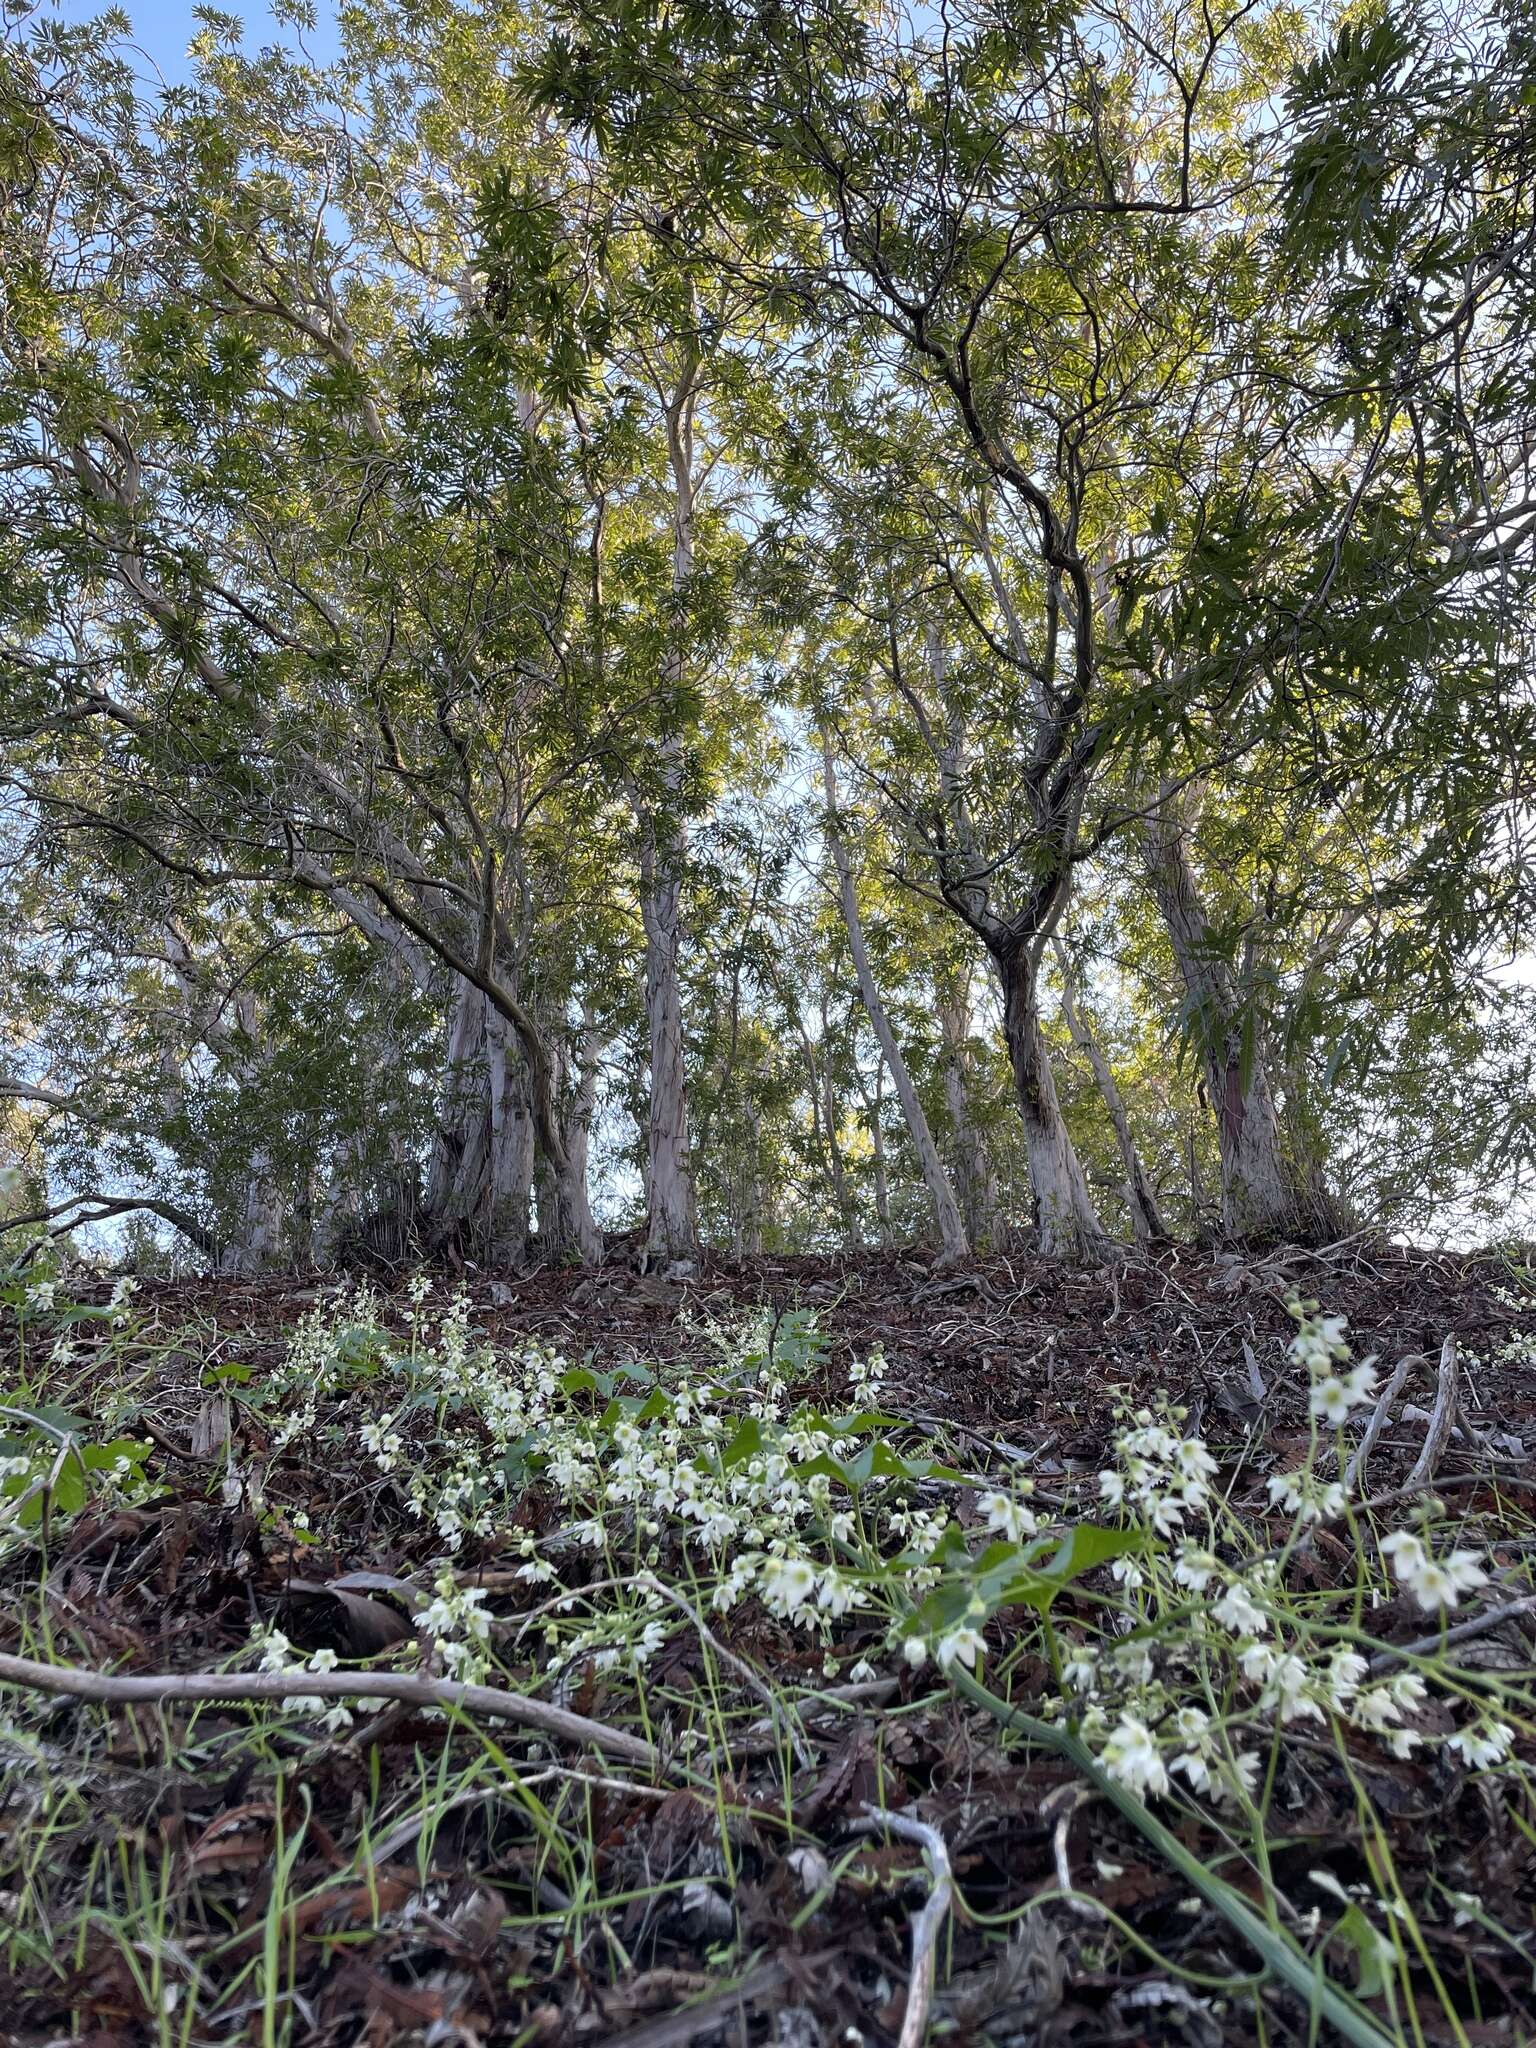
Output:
[{"xmin": 2, "ymin": 1239, "xmax": 1536, "ymax": 2048}]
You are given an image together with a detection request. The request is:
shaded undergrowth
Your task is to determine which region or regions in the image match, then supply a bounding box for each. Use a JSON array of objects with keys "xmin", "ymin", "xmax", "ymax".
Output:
[{"xmin": 2, "ymin": 1252, "xmax": 1535, "ymax": 2046}]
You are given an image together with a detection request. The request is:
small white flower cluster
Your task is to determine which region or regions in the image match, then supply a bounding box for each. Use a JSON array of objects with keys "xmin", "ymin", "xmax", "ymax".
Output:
[
  {"xmin": 1380, "ymin": 1530, "xmax": 1488, "ymax": 1612},
  {"xmin": 1060, "ymin": 1313, "xmax": 1520, "ymax": 1800},
  {"xmin": 243, "ymin": 1294, "xmax": 1522, "ymax": 1800},
  {"xmin": 417, "ymin": 1574, "xmax": 493, "ymax": 1680},
  {"xmin": 1289, "ymin": 1298, "xmax": 1379, "ymax": 1425},
  {"xmin": 250, "ymin": 1626, "xmax": 357, "ymax": 1733},
  {"xmin": 848, "ymin": 1345, "xmax": 889, "ymax": 1403},
  {"xmin": 1098, "ymin": 1402, "xmax": 1216, "ymax": 1535}
]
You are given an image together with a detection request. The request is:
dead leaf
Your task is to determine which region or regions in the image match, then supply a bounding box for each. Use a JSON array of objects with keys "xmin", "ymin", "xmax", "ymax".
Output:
[{"xmin": 284, "ymin": 1578, "xmax": 414, "ymax": 1654}]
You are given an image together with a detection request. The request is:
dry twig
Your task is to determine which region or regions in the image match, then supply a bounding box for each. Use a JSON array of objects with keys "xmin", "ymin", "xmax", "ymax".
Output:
[
  {"xmin": 1346, "ymin": 1350, "xmax": 1426, "ymax": 1491},
  {"xmin": 1406, "ymin": 1334, "xmax": 1460, "ymax": 1491},
  {"xmin": 0, "ymin": 1652, "xmax": 662, "ymax": 1770},
  {"xmin": 855, "ymin": 1805, "xmax": 953, "ymax": 2048}
]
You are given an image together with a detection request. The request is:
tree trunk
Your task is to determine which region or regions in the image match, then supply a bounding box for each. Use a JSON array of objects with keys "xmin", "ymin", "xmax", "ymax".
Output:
[
  {"xmin": 938, "ymin": 976, "xmax": 998, "ymax": 1249},
  {"xmin": 862, "ymin": 1058, "xmax": 893, "ymax": 1247},
  {"xmin": 426, "ymin": 982, "xmax": 543, "ymax": 1265},
  {"xmin": 1142, "ymin": 815, "xmax": 1335, "ymax": 1242},
  {"xmin": 221, "ymin": 1152, "xmax": 284, "ymax": 1274},
  {"xmin": 992, "ymin": 939, "xmax": 1110, "ymax": 1262},
  {"xmin": 1054, "ymin": 945, "xmax": 1166, "ymax": 1246},
  {"xmin": 536, "ymin": 1016, "xmax": 603, "ymax": 1264},
  {"xmin": 640, "ymin": 815, "xmax": 695, "ymax": 1259},
  {"xmin": 485, "ymin": 1006, "xmax": 535, "ymax": 1266},
  {"xmin": 823, "ymin": 740, "xmax": 969, "ymax": 1262},
  {"xmin": 425, "ymin": 979, "xmax": 489, "ymax": 1232},
  {"xmin": 638, "ymin": 363, "xmax": 702, "ymax": 1261}
]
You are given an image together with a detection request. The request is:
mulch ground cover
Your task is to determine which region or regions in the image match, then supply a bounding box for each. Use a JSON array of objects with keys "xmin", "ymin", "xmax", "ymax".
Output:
[{"xmin": 3, "ymin": 1239, "xmax": 1534, "ymax": 2048}]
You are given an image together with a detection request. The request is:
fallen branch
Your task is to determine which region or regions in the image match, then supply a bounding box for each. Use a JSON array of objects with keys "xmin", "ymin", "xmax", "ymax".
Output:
[
  {"xmin": 1346, "ymin": 1350, "xmax": 1424, "ymax": 1492},
  {"xmin": 854, "ymin": 1806, "xmax": 954, "ymax": 2048},
  {"xmin": 1368, "ymin": 1595, "xmax": 1536, "ymax": 1673},
  {"xmin": 1405, "ymin": 1334, "xmax": 1460, "ymax": 1492},
  {"xmin": 0, "ymin": 1652, "xmax": 662, "ymax": 1771}
]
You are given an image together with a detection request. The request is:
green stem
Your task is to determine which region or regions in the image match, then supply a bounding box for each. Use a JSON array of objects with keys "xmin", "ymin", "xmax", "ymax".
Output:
[{"xmin": 947, "ymin": 1667, "xmax": 1396, "ymax": 2048}]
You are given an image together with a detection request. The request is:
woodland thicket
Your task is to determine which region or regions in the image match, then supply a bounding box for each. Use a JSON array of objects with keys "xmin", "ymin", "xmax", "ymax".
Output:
[{"xmin": 2, "ymin": 0, "xmax": 1534, "ymax": 1269}]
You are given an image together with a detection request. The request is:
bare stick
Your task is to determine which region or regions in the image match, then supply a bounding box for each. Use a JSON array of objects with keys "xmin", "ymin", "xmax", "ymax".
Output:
[
  {"xmin": 0, "ymin": 1652, "xmax": 661, "ymax": 1770},
  {"xmin": 855, "ymin": 1806, "xmax": 953, "ymax": 2048},
  {"xmin": 1044, "ymin": 1782, "xmax": 1105, "ymax": 1922},
  {"xmin": 1367, "ymin": 1595, "xmax": 1536, "ymax": 1673},
  {"xmin": 1346, "ymin": 1351, "xmax": 1425, "ymax": 1492},
  {"xmin": 1406, "ymin": 1335, "xmax": 1459, "ymax": 1492}
]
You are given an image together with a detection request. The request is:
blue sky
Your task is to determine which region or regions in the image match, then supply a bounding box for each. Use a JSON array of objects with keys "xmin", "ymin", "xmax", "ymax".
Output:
[{"xmin": 65, "ymin": 0, "xmax": 340, "ymax": 85}]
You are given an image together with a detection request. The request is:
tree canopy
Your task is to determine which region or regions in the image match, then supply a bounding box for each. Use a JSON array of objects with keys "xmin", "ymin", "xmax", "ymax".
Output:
[{"xmin": 2, "ymin": 0, "xmax": 1533, "ymax": 1269}]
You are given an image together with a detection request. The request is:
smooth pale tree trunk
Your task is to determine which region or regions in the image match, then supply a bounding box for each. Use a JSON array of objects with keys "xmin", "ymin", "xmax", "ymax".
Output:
[
  {"xmin": 858, "ymin": 1058, "xmax": 894, "ymax": 1247},
  {"xmin": 638, "ymin": 367, "xmax": 701, "ymax": 1262},
  {"xmin": 220, "ymin": 1152, "xmax": 285, "ymax": 1275},
  {"xmin": 485, "ymin": 1007, "xmax": 536, "ymax": 1265},
  {"xmin": 1053, "ymin": 945, "xmax": 1166, "ymax": 1247},
  {"xmin": 735, "ymin": 1101, "xmax": 764, "ymax": 1255},
  {"xmin": 938, "ymin": 982, "xmax": 998, "ymax": 1248},
  {"xmin": 822, "ymin": 741, "xmax": 968, "ymax": 1262},
  {"xmin": 1142, "ymin": 816, "xmax": 1334, "ymax": 1242},
  {"xmin": 640, "ymin": 819, "xmax": 694, "ymax": 1259},
  {"xmin": 992, "ymin": 938, "xmax": 1111, "ymax": 1262},
  {"xmin": 535, "ymin": 1016, "xmax": 604, "ymax": 1264}
]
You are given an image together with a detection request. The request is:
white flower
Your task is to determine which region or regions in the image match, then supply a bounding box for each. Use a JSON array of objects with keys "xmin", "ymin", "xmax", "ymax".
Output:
[
  {"xmin": 758, "ymin": 1555, "xmax": 818, "ymax": 1618},
  {"xmin": 1381, "ymin": 1532, "xmax": 1487, "ymax": 1611},
  {"xmin": 1290, "ymin": 1310, "xmax": 1351, "ymax": 1374},
  {"xmin": 902, "ymin": 1636, "xmax": 929, "ymax": 1670},
  {"xmin": 1311, "ymin": 1374, "xmax": 1371, "ymax": 1425},
  {"xmin": 1383, "ymin": 1727, "xmax": 1423, "ymax": 1758},
  {"xmin": 1098, "ymin": 1470, "xmax": 1126, "ymax": 1509},
  {"xmin": 935, "ymin": 1626, "xmax": 986, "ymax": 1671},
  {"xmin": 24, "ymin": 1281, "xmax": 56, "ymax": 1313},
  {"xmin": 816, "ymin": 1568, "xmax": 864, "ymax": 1618},
  {"xmin": 307, "ymin": 1647, "xmax": 340, "ymax": 1674},
  {"xmin": 1325, "ymin": 1650, "xmax": 1368, "ymax": 1707},
  {"xmin": 1267, "ymin": 1471, "xmax": 1347, "ymax": 1523},
  {"xmin": 255, "ymin": 1628, "xmax": 295, "ymax": 1674},
  {"xmin": 977, "ymin": 1490, "xmax": 1039, "ymax": 1542},
  {"xmin": 1447, "ymin": 1720, "xmax": 1514, "ymax": 1769},
  {"xmin": 1100, "ymin": 1717, "xmax": 1169, "ymax": 1798},
  {"xmin": 1062, "ymin": 1643, "xmax": 1099, "ymax": 1691},
  {"xmin": 1388, "ymin": 1671, "xmax": 1428, "ymax": 1712},
  {"xmin": 1213, "ymin": 1583, "xmax": 1268, "ymax": 1636},
  {"xmin": 1174, "ymin": 1546, "xmax": 1218, "ymax": 1592},
  {"xmin": 631, "ymin": 1619, "xmax": 668, "ymax": 1666}
]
